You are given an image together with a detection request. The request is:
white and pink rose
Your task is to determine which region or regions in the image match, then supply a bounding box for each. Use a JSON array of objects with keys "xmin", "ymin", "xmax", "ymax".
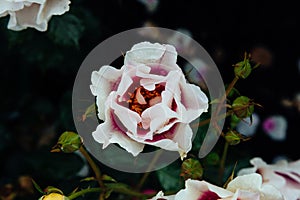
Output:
[{"xmin": 90, "ymin": 41, "xmax": 208, "ymax": 159}]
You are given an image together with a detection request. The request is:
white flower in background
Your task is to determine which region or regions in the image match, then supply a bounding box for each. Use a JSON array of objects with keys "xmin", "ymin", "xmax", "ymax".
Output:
[
  {"xmin": 150, "ymin": 174, "xmax": 283, "ymax": 200},
  {"xmin": 236, "ymin": 112, "xmax": 260, "ymax": 137},
  {"xmin": 262, "ymin": 115, "xmax": 287, "ymax": 141},
  {"xmin": 238, "ymin": 157, "xmax": 300, "ymax": 200},
  {"xmin": 90, "ymin": 42, "xmax": 208, "ymax": 159},
  {"xmin": 0, "ymin": 0, "xmax": 70, "ymax": 31},
  {"xmin": 167, "ymin": 28, "xmax": 194, "ymax": 55},
  {"xmin": 137, "ymin": 0, "xmax": 159, "ymax": 13},
  {"xmin": 182, "ymin": 58, "xmax": 208, "ymax": 90}
]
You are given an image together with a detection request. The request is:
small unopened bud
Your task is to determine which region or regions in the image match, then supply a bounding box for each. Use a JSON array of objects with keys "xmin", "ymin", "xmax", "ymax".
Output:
[
  {"xmin": 225, "ymin": 130, "xmax": 250, "ymax": 145},
  {"xmin": 225, "ymin": 130, "xmax": 241, "ymax": 145},
  {"xmin": 180, "ymin": 158, "xmax": 203, "ymax": 180},
  {"xmin": 39, "ymin": 193, "xmax": 69, "ymax": 200},
  {"xmin": 232, "ymin": 96, "xmax": 254, "ymax": 119},
  {"xmin": 234, "ymin": 60, "xmax": 252, "ymax": 79},
  {"xmin": 51, "ymin": 131, "xmax": 82, "ymax": 153}
]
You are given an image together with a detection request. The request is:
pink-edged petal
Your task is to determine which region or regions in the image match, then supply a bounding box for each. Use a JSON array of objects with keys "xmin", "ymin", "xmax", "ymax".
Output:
[
  {"xmin": 180, "ymin": 81, "xmax": 208, "ymax": 123},
  {"xmin": 109, "ymin": 131, "xmax": 144, "ymax": 156},
  {"xmin": 227, "ymin": 173, "xmax": 284, "ymax": 200},
  {"xmin": 259, "ymin": 184, "xmax": 284, "ymax": 200},
  {"xmin": 204, "ymin": 181, "xmax": 233, "ymax": 198},
  {"xmin": 171, "ymin": 123, "xmax": 193, "ymax": 159},
  {"xmin": 37, "ymin": 0, "xmax": 70, "ymax": 24},
  {"xmin": 175, "ymin": 179, "xmax": 232, "ymax": 200},
  {"xmin": 227, "ymin": 173, "xmax": 263, "ymax": 192},
  {"xmin": 143, "ymin": 123, "xmax": 192, "ymax": 159},
  {"xmin": 7, "ymin": 3, "xmax": 47, "ymax": 31},
  {"xmin": 287, "ymin": 159, "xmax": 300, "ymax": 175},
  {"xmin": 231, "ymin": 189, "xmax": 260, "ymax": 200},
  {"xmin": 149, "ymin": 191, "xmax": 175, "ymax": 200},
  {"xmin": 92, "ymin": 102, "xmax": 144, "ymax": 156},
  {"xmin": 0, "ymin": 1, "xmax": 24, "ymax": 16},
  {"xmin": 92, "ymin": 122, "xmax": 112, "ymax": 149},
  {"xmin": 125, "ymin": 42, "xmax": 180, "ymax": 72},
  {"xmin": 108, "ymin": 92, "xmax": 141, "ymax": 135},
  {"xmin": 90, "ymin": 65, "xmax": 123, "ymax": 120},
  {"xmin": 141, "ymin": 103, "xmax": 178, "ymax": 136},
  {"xmin": 175, "ymin": 179, "xmax": 204, "ymax": 200},
  {"xmin": 115, "ymin": 69, "xmax": 134, "ymax": 101}
]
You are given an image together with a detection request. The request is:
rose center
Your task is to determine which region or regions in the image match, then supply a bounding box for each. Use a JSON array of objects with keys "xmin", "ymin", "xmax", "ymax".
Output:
[{"xmin": 128, "ymin": 84, "xmax": 164, "ymax": 115}]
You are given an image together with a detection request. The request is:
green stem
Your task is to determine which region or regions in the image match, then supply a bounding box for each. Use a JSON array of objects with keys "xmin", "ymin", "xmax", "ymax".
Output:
[
  {"xmin": 79, "ymin": 146, "xmax": 105, "ymax": 200},
  {"xmin": 219, "ymin": 141, "xmax": 229, "ymax": 184},
  {"xmin": 68, "ymin": 188, "xmax": 102, "ymax": 200},
  {"xmin": 68, "ymin": 185, "xmax": 153, "ymax": 200},
  {"xmin": 226, "ymin": 76, "xmax": 239, "ymax": 97},
  {"xmin": 136, "ymin": 150, "xmax": 163, "ymax": 191}
]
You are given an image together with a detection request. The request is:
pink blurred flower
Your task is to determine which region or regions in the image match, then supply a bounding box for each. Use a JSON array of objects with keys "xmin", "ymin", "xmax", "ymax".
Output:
[
  {"xmin": 150, "ymin": 174, "xmax": 283, "ymax": 200},
  {"xmin": 262, "ymin": 115, "xmax": 287, "ymax": 141},
  {"xmin": 0, "ymin": 0, "xmax": 70, "ymax": 31},
  {"xmin": 90, "ymin": 42, "xmax": 208, "ymax": 159},
  {"xmin": 238, "ymin": 157, "xmax": 300, "ymax": 200}
]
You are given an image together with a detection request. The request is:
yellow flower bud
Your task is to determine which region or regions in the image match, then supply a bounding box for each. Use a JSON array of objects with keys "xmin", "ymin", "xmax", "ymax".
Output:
[{"xmin": 39, "ymin": 193, "xmax": 69, "ymax": 200}]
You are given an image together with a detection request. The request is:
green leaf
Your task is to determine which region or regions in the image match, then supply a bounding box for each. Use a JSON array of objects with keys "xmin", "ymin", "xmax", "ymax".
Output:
[
  {"xmin": 48, "ymin": 14, "xmax": 84, "ymax": 47},
  {"xmin": 32, "ymin": 179, "xmax": 45, "ymax": 194},
  {"xmin": 102, "ymin": 174, "xmax": 117, "ymax": 182},
  {"xmin": 156, "ymin": 161, "xmax": 184, "ymax": 191}
]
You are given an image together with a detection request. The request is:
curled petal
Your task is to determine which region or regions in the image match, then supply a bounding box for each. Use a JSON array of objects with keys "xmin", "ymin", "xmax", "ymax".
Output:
[
  {"xmin": 125, "ymin": 41, "xmax": 181, "ymax": 72},
  {"xmin": 92, "ymin": 100, "xmax": 144, "ymax": 156},
  {"xmin": 90, "ymin": 65, "xmax": 123, "ymax": 120}
]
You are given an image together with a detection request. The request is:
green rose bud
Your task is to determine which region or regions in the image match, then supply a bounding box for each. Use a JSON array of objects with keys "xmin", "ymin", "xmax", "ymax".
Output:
[
  {"xmin": 225, "ymin": 130, "xmax": 250, "ymax": 145},
  {"xmin": 232, "ymin": 96, "xmax": 254, "ymax": 119},
  {"xmin": 52, "ymin": 131, "xmax": 82, "ymax": 153},
  {"xmin": 180, "ymin": 158, "xmax": 203, "ymax": 180},
  {"xmin": 225, "ymin": 130, "xmax": 241, "ymax": 145},
  {"xmin": 234, "ymin": 59, "xmax": 252, "ymax": 79}
]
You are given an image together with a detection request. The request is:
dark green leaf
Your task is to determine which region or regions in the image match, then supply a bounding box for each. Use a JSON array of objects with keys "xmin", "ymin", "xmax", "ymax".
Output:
[
  {"xmin": 156, "ymin": 161, "xmax": 184, "ymax": 191},
  {"xmin": 48, "ymin": 14, "xmax": 84, "ymax": 47}
]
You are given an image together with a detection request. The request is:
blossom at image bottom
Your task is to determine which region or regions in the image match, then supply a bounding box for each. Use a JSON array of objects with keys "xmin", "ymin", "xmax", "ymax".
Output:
[
  {"xmin": 90, "ymin": 41, "xmax": 208, "ymax": 159},
  {"xmin": 150, "ymin": 173, "xmax": 283, "ymax": 200},
  {"xmin": 238, "ymin": 157, "xmax": 300, "ymax": 200},
  {"xmin": 0, "ymin": 0, "xmax": 70, "ymax": 31}
]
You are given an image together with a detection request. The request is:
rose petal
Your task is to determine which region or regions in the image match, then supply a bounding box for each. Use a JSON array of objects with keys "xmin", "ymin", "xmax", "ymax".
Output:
[
  {"xmin": 149, "ymin": 191, "xmax": 175, "ymax": 200},
  {"xmin": 0, "ymin": 1, "xmax": 24, "ymax": 16},
  {"xmin": 37, "ymin": 0, "xmax": 70, "ymax": 24},
  {"xmin": 92, "ymin": 102, "xmax": 144, "ymax": 156},
  {"xmin": 227, "ymin": 173, "xmax": 283, "ymax": 200},
  {"xmin": 125, "ymin": 41, "xmax": 180, "ymax": 72},
  {"xmin": 90, "ymin": 65, "xmax": 123, "ymax": 120},
  {"xmin": 180, "ymin": 80, "xmax": 209, "ymax": 122},
  {"xmin": 141, "ymin": 103, "xmax": 178, "ymax": 137},
  {"xmin": 7, "ymin": 3, "xmax": 47, "ymax": 31},
  {"xmin": 175, "ymin": 179, "xmax": 232, "ymax": 200},
  {"xmin": 143, "ymin": 123, "xmax": 193, "ymax": 159},
  {"xmin": 231, "ymin": 189, "xmax": 260, "ymax": 200},
  {"xmin": 108, "ymin": 92, "xmax": 141, "ymax": 136}
]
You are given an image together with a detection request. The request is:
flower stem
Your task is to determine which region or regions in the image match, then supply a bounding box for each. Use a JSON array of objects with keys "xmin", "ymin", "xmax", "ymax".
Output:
[
  {"xmin": 136, "ymin": 150, "xmax": 163, "ymax": 191},
  {"xmin": 79, "ymin": 146, "xmax": 104, "ymax": 188},
  {"xmin": 219, "ymin": 141, "xmax": 229, "ymax": 184},
  {"xmin": 68, "ymin": 188, "xmax": 102, "ymax": 200},
  {"xmin": 226, "ymin": 76, "xmax": 239, "ymax": 97},
  {"xmin": 79, "ymin": 146, "xmax": 105, "ymax": 200}
]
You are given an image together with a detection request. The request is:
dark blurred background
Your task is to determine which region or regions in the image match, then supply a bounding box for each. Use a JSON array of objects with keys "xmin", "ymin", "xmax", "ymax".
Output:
[{"xmin": 0, "ymin": 0, "xmax": 299, "ymax": 199}]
